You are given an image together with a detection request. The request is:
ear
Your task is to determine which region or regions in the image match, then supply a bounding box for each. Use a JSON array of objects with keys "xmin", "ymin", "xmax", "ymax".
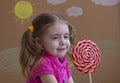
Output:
[
  {"xmin": 35, "ymin": 38, "xmax": 40, "ymax": 43},
  {"xmin": 34, "ymin": 38, "xmax": 42, "ymax": 49}
]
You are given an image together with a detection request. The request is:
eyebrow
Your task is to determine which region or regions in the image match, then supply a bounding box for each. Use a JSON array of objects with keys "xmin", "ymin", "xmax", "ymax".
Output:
[{"xmin": 50, "ymin": 33, "xmax": 69, "ymax": 37}]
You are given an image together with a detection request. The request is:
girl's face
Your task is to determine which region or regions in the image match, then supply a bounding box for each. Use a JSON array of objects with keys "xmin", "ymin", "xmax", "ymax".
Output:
[{"xmin": 42, "ymin": 22, "xmax": 70, "ymax": 58}]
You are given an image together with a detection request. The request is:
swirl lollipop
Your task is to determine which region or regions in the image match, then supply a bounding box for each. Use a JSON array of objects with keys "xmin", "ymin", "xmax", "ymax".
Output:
[{"xmin": 72, "ymin": 40, "xmax": 101, "ymax": 83}]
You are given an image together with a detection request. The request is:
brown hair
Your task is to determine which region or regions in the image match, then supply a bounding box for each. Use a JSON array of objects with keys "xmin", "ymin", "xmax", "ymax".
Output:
[{"xmin": 19, "ymin": 11, "xmax": 76, "ymax": 77}]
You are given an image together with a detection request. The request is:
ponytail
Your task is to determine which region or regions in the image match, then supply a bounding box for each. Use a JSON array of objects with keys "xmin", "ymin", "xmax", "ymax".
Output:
[
  {"xmin": 68, "ymin": 24, "xmax": 76, "ymax": 48},
  {"xmin": 19, "ymin": 30, "xmax": 40, "ymax": 77}
]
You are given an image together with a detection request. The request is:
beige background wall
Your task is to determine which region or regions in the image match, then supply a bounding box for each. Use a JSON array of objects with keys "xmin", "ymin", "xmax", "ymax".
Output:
[{"xmin": 0, "ymin": 0, "xmax": 120, "ymax": 83}]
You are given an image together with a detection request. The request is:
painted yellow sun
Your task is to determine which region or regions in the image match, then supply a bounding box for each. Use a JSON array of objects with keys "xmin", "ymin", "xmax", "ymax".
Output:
[{"xmin": 14, "ymin": 0, "xmax": 33, "ymax": 24}]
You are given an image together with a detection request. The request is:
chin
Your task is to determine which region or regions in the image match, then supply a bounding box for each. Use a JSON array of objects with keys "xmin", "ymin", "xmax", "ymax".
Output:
[{"xmin": 58, "ymin": 53, "xmax": 66, "ymax": 57}]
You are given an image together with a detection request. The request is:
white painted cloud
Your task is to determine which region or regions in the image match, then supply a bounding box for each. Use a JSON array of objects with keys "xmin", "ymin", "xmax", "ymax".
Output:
[
  {"xmin": 91, "ymin": 0, "xmax": 120, "ymax": 6},
  {"xmin": 66, "ymin": 6, "xmax": 83, "ymax": 17},
  {"xmin": 47, "ymin": 0, "xmax": 66, "ymax": 5}
]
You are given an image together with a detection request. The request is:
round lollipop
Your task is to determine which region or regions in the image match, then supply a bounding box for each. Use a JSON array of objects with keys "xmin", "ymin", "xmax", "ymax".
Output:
[{"xmin": 72, "ymin": 39, "xmax": 101, "ymax": 83}]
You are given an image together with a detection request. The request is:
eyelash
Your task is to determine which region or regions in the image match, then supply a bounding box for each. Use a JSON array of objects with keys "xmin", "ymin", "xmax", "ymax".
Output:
[
  {"xmin": 64, "ymin": 35, "xmax": 69, "ymax": 39},
  {"xmin": 51, "ymin": 35, "xmax": 69, "ymax": 40},
  {"xmin": 52, "ymin": 37, "xmax": 59, "ymax": 39}
]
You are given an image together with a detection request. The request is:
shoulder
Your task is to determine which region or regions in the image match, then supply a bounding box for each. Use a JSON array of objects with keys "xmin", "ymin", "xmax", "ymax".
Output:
[
  {"xmin": 36, "ymin": 55, "xmax": 54, "ymax": 71},
  {"xmin": 30, "ymin": 56, "xmax": 55, "ymax": 78}
]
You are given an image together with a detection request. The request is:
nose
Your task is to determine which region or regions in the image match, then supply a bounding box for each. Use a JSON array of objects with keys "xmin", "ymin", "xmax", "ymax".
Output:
[{"xmin": 60, "ymin": 37, "xmax": 66, "ymax": 45}]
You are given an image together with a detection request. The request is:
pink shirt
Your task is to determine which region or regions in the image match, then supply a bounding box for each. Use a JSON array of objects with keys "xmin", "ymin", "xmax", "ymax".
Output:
[{"xmin": 26, "ymin": 53, "xmax": 71, "ymax": 83}]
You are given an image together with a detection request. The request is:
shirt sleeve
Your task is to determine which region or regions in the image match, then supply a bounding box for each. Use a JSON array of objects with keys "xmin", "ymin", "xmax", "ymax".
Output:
[{"xmin": 32, "ymin": 60, "xmax": 54, "ymax": 80}]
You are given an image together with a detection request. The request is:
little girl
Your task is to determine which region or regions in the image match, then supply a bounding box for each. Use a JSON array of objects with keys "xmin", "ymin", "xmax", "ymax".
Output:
[{"xmin": 19, "ymin": 11, "xmax": 76, "ymax": 83}]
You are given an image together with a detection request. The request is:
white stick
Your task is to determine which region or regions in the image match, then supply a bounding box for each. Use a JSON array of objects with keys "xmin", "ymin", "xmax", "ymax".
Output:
[{"xmin": 89, "ymin": 73, "xmax": 92, "ymax": 83}]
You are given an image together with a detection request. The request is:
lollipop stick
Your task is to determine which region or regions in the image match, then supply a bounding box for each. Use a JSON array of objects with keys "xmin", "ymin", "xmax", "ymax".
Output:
[{"xmin": 89, "ymin": 73, "xmax": 92, "ymax": 83}]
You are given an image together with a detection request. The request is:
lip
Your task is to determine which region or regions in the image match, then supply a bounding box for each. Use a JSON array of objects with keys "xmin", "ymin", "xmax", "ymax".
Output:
[{"xmin": 57, "ymin": 48, "xmax": 66, "ymax": 50}]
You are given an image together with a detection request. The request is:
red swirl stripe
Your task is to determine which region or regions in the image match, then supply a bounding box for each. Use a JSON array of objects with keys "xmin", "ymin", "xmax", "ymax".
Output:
[{"xmin": 72, "ymin": 40, "xmax": 100, "ymax": 74}]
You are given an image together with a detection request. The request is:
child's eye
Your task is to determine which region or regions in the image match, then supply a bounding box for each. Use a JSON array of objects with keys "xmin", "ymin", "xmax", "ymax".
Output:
[
  {"xmin": 64, "ymin": 35, "xmax": 69, "ymax": 39},
  {"xmin": 51, "ymin": 37, "xmax": 59, "ymax": 39}
]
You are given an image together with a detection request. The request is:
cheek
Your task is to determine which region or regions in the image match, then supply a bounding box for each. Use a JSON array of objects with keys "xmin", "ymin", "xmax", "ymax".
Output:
[
  {"xmin": 43, "ymin": 41, "xmax": 58, "ymax": 49},
  {"xmin": 67, "ymin": 41, "xmax": 70, "ymax": 49}
]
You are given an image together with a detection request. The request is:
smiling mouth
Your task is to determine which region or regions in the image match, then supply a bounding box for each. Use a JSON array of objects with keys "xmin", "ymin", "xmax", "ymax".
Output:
[{"xmin": 57, "ymin": 48, "xmax": 66, "ymax": 50}]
